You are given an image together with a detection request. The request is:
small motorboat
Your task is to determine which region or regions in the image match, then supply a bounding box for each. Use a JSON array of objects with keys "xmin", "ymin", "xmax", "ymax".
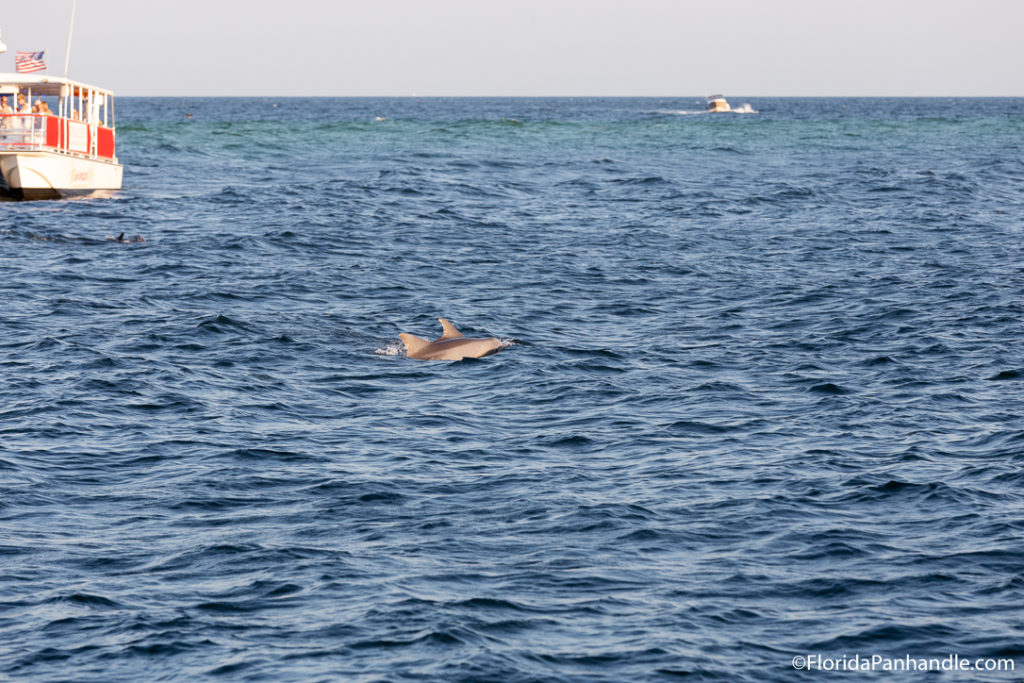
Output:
[{"xmin": 706, "ymin": 94, "xmax": 731, "ymax": 113}]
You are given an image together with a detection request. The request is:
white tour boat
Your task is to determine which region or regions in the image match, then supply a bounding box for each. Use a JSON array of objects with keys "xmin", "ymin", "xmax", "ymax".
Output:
[
  {"xmin": 0, "ymin": 73, "xmax": 122, "ymax": 199},
  {"xmin": 706, "ymin": 94, "xmax": 731, "ymax": 113}
]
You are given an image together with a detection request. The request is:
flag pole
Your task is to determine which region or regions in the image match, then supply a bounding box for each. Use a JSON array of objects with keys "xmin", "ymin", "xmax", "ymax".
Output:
[{"xmin": 63, "ymin": 0, "xmax": 77, "ymax": 77}]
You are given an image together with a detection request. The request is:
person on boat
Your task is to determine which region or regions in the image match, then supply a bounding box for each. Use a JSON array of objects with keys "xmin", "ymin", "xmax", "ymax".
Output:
[
  {"xmin": 0, "ymin": 96, "xmax": 12, "ymax": 130},
  {"xmin": 28, "ymin": 100, "xmax": 50, "ymax": 134},
  {"xmin": 15, "ymin": 94, "xmax": 31, "ymax": 133}
]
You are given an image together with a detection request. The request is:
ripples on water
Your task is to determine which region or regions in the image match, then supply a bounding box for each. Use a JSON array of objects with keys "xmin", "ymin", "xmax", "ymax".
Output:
[{"xmin": 2, "ymin": 98, "xmax": 1024, "ymax": 680}]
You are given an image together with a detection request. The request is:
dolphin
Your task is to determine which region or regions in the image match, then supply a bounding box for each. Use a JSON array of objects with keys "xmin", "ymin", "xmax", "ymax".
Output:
[
  {"xmin": 106, "ymin": 232, "xmax": 145, "ymax": 243},
  {"xmin": 399, "ymin": 318, "xmax": 505, "ymax": 361}
]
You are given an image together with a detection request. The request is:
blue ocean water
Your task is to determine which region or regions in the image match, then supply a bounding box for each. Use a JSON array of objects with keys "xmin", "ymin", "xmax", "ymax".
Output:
[{"xmin": 2, "ymin": 97, "xmax": 1024, "ymax": 681}]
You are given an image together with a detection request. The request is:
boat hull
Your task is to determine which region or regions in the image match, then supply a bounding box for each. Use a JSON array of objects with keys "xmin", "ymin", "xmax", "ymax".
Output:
[{"xmin": 0, "ymin": 151, "xmax": 122, "ymax": 200}]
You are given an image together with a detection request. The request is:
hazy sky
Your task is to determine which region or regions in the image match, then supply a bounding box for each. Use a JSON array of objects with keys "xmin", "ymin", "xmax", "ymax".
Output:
[{"xmin": 2, "ymin": 0, "xmax": 1022, "ymax": 96}]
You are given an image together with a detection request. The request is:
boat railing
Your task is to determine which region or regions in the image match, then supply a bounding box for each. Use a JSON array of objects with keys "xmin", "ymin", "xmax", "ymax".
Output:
[{"xmin": 0, "ymin": 114, "xmax": 116, "ymax": 161}]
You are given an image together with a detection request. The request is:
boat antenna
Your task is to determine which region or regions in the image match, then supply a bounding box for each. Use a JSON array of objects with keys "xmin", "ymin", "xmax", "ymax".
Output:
[{"xmin": 63, "ymin": 0, "xmax": 77, "ymax": 77}]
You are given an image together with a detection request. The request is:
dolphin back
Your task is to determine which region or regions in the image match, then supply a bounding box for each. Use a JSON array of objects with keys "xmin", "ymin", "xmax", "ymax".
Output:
[{"xmin": 400, "ymin": 320, "xmax": 506, "ymax": 360}]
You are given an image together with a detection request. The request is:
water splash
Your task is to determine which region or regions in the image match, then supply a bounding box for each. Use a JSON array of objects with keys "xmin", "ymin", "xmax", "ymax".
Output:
[{"xmin": 374, "ymin": 341, "xmax": 405, "ymax": 356}]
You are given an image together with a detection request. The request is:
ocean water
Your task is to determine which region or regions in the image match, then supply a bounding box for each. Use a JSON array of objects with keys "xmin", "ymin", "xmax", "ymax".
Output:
[{"xmin": 2, "ymin": 97, "xmax": 1024, "ymax": 681}]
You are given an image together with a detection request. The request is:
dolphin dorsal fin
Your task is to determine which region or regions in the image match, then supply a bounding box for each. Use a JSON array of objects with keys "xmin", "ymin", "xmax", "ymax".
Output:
[
  {"xmin": 399, "ymin": 332, "xmax": 431, "ymax": 357},
  {"xmin": 438, "ymin": 318, "xmax": 464, "ymax": 340}
]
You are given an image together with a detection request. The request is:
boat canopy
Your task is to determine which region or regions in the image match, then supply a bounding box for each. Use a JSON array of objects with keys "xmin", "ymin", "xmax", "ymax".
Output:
[
  {"xmin": 0, "ymin": 73, "xmax": 114, "ymax": 98},
  {"xmin": 0, "ymin": 72, "xmax": 115, "ymax": 128}
]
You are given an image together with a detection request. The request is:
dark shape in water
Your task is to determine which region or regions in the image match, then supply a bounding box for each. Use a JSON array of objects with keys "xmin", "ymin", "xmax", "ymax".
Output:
[{"xmin": 106, "ymin": 232, "xmax": 146, "ymax": 243}]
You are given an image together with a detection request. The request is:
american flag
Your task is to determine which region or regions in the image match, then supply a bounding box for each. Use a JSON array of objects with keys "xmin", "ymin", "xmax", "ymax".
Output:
[{"xmin": 15, "ymin": 51, "xmax": 46, "ymax": 73}]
